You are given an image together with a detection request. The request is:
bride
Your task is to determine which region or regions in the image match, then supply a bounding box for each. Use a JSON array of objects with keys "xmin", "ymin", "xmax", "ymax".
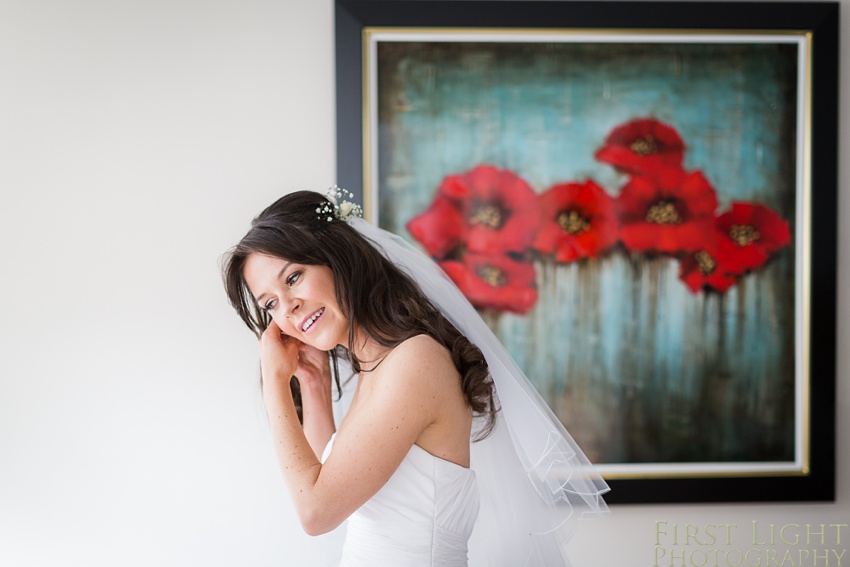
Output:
[{"xmin": 222, "ymin": 190, "xmax": 608, "ymax": 566}]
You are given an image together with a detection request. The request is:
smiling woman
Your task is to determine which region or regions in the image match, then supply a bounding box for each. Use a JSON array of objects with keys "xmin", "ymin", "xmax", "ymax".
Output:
[{"xmin": 220, "ymin": 190, "xmax": 608, "ymax": 566}]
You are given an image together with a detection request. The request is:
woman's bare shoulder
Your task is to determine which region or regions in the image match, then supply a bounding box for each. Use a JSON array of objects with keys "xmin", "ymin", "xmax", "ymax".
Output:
[{"xmin": 383, "ymin": 334, "xmax": 454, "ymax": 372}]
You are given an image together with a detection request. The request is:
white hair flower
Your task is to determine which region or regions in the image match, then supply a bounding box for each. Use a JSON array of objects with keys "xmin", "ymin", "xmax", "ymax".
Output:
[{"xmin": 319, "ymin": 186, "xmax": 363, "ymax": 222}]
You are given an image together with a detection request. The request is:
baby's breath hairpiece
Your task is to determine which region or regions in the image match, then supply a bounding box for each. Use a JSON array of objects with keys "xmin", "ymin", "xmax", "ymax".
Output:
[{"xmin": 317, "ymin": 185, "xmax": 363, "ymax": 222}]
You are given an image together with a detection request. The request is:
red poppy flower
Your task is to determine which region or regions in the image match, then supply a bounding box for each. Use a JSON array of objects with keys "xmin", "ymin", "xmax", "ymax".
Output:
[
  {"xmin": 678, "ymin": 230, "xmax": 748, "ymax": 293},
  {"xmin": 715, "ymin": 202, "xmax": 792, "ymax": 271},
  {"xmin": 595, "ymin": 118, "xmax": 686, "ymax": 176},
  {"xmin": 405, "ymin": 196, "xmax": 466, "ymax": 259},
  {"xmin": 439, "ymin": 253, "xmax": 538, "ymax": 314},
  {"xmin": 532, "ymin": 180, "xmax": 618, "ymax": 262},
  {"xmin": 617, "ymin": 168, "xmax": 718, "ymax": 253},
  {"xmin": 406, "ymin": 165, "xmax": 540, "ymax": 257}
]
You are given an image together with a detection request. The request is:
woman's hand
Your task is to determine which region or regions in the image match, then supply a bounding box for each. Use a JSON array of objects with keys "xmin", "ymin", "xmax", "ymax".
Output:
[
  {"xmin": 293, "ymin": 342, "xmax": 331, "ymax": 388},
  {"xmin": 258, "ymin": 320, "xmax": 300, "ymax": 396},
  {"xmin": 259, "ymin": 322, "xmax": 332, "ymax": 396}
]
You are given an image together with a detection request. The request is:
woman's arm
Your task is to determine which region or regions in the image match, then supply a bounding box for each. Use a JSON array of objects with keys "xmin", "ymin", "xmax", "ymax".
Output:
[
  {"xmin": 260, "ymin": 326, "xmax": 454, "ymax": 536},
  {"xmin": 295, "ymin": 344, "xmax": 336, "ymax": 457}
]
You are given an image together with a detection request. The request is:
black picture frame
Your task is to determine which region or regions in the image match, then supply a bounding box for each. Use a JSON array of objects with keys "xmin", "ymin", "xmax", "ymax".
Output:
[{"xmin": 335, "ymin": 0, "xmax": 838, "ymax": 504}]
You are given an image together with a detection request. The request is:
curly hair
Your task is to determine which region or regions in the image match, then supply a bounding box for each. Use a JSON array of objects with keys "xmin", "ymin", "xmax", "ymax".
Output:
[{"xmin": 221, "ymin": 190, "xmax": 496, "ymax": 438}]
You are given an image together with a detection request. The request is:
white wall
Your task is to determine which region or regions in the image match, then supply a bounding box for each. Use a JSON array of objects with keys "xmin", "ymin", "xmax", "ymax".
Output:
[{"xmin": 0, "ymin": 1, "xmax": 845, "ymax": 565}]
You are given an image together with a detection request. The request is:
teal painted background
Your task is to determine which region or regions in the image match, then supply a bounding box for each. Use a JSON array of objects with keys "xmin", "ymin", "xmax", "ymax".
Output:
[{"xmin": 374, "ymin": 40, "xmax": 799, "ymax": 465}]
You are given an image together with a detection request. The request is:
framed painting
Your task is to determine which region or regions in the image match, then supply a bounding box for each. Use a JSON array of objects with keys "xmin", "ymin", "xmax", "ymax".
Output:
[{"xmin": 335, "ymin": 0, "xmax": 838, "ymax": 504}]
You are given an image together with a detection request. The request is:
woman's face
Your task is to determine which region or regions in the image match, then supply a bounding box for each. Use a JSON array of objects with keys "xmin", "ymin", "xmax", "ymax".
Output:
[{"xmin": 243, "ymin": 253, "xmax": 349, "ymax": 351}]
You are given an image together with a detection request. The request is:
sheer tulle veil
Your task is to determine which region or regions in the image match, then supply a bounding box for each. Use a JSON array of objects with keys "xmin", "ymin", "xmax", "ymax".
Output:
[{"xmin": 349, "ymin": 217, "xmax": 609, "ymax": 566}]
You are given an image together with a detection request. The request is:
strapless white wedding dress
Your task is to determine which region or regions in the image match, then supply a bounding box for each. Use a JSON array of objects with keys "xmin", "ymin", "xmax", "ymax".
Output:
[{"xmin": 322, "ymin": 435, "xmax": 479, "ymax": 566}]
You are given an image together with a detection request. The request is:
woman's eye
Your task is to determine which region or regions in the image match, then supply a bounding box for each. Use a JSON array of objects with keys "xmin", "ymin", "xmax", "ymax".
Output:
[
  {"xmin": 263, "ymin": 299, "xmax": 278, "ymax": 311},
  {"xmin": 286, "ymin": 271, "xmax": 301, "ymax": 286}
]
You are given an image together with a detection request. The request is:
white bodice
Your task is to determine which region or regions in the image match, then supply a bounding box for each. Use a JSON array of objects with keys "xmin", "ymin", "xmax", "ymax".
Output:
[{"xmin": 323, "ymin": 436, "xmax": 479, "ymax": 566}]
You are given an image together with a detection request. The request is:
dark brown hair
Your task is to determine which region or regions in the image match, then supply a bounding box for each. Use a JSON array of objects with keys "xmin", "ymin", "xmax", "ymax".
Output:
[{"xmin": 221, "ymin": 191, "xmax": 496, "ymax": 438}]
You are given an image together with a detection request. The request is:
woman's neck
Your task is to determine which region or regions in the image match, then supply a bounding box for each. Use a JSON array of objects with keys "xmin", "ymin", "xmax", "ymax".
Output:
[{"xmin": 347, "ymin": 329, "xmax": 391, "ymax": 371}]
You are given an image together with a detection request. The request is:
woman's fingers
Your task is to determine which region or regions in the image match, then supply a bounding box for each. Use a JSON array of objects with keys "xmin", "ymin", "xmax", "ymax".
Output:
[
  {"xmin": 259, "ymin": 320, "xmax": 299, "ymax": 383},
  {"xmin": 258, "ymin": 324, "xmax": 330, "ymax": 387}
]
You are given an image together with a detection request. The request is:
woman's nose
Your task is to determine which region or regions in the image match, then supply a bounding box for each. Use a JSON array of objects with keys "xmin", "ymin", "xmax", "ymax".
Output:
[
  {"xmin": 284, "ymin": 296, "xmax": 301, "ymax": 318},
  {"xmin": 273, "ymin": 298, "xmax": 301, "ymax": 330}
]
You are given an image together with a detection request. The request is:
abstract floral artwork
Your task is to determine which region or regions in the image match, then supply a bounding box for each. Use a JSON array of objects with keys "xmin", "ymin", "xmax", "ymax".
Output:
[{"xmin": 362, "ymin": 30, "xmax": 812, "ymax": 478}]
